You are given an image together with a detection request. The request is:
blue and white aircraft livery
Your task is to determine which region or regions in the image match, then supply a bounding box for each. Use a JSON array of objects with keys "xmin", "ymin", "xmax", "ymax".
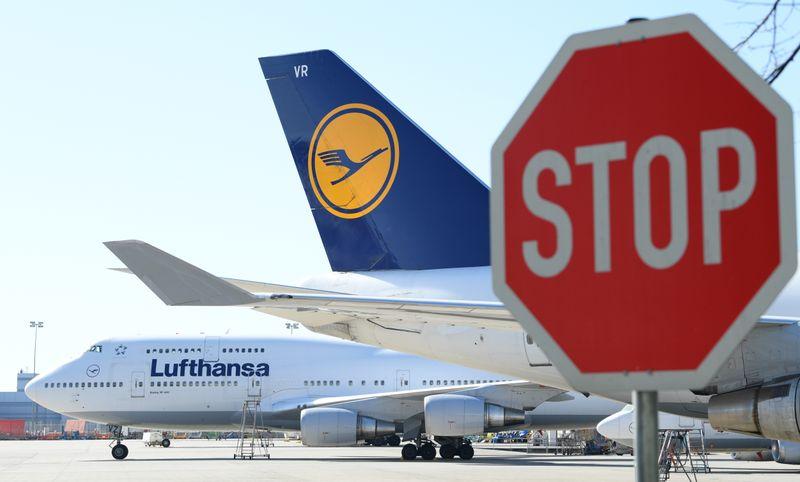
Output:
[
  {"xmin": 104, "ymin": 50, "xmax": 800, "ymax": 450},
  {"xmin": 26, "ymin": 334, "xmax": 622, "ymax": 460},
  {"xmin": 149, "ymin": 357, "xmax": 269, "ymax": 378}
]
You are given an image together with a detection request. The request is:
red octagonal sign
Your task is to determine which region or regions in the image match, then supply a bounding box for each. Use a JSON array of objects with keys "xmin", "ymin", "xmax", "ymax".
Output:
[{"xmin": 491, "ymin": 15, "xmax": 795, "ymax": 391}]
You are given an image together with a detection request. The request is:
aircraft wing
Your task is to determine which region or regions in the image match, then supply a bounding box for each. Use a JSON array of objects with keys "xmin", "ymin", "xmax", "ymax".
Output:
[
  {"xmin": 252, "ymin": 293, "xmax": 516, "ymax": 332},
  {"xmin": 269, "ymin": 380, "xmax": 566, "ymax": 437},
  {"xmin": 104, "ymin": 240, "xmax": 520, "ymax": 334},
  {"xmin": 105, "ymin": 239, "xmax": 793, "ymax": 344}
]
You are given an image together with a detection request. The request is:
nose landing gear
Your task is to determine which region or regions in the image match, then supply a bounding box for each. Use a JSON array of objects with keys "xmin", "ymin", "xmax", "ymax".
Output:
[
  {"xmin": 111, "ymin": 443, "xmax": 129, "ymax": 460},
  {"xmin": 108, "ymin": 425, "xmax": 128, "ymax": 460}
]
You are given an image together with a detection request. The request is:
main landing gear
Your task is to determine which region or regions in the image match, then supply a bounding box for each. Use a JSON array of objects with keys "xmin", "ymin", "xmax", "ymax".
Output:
[
  {"xmin": 400, "ymin": 437, "xmax": 473, "ymax": 461},
  {"xmin": 108, "ymin": 425, "xmax": 128, "ymax": 460},
  {"xmin": 366, "ymin": 434, "xmax": 401, "ymax": 447},
  {"xmin": 400, "ymin": 441, "xmax": 436, "ymax": 460},
  {"xmin": 438, "ymin": 437, "xmax": 474, "ymax": 460}
]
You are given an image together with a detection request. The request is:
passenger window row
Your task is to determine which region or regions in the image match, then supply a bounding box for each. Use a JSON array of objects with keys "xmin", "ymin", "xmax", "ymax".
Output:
[
  {"xmin": 303, "ymin": 380, "xmax": 386, "ymax": 387},
  {"xmin": 422, "ymin": 379, "xmax": 505, "ymax": 386},
  {"xmin": 146, "ymin": 348, "xmax": 202, "ymax": 354},
  {"xmin": 150, "ymin": 380, "xmax": 239, "ymax": 388},
  {"xmin": 43, "ymin": 381, "xmax": 123, "ymax": 389},
  {"xmin": 222, "ymin": 347, "xmax": 265, "ymax": 353}
]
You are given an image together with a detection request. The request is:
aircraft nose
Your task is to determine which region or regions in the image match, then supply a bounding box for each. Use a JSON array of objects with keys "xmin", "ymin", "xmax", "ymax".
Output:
[
  {"xmin": 24, "ymin": 376, "xmax": 42, "ymax": 404},
  {"xmin": 596, "ymin": 411, "xmax": 621, "ymax": 440}
]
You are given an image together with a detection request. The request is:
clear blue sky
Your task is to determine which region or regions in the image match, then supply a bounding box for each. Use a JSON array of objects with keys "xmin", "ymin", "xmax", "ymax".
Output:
[{"xmin": 1, "ymin": 1, "xmax": 798, "ymax": 390}]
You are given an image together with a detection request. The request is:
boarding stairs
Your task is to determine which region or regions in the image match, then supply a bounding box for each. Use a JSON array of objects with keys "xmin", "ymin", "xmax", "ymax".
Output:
[
  {"xmin": 234, "ymin": 396, "xmax": 271, "ymax": 460},
  {"xmin": 657, "ymin": 429, "xmax": 710, "ymax": 481}
]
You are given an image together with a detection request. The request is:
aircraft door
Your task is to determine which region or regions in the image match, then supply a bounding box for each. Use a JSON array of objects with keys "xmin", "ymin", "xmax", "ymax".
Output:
[
  {"xmin": 522, "ymin": 333, "xmax": 551, "ymax": 367},
  {"xmin": 203, "ymin": 336, "xmax": 220, "ymax": 362},
  {"xmin": 247, "ymin": 375, "xmax": 262, "ymax": 398},
  {"xmin": 131, "ymin": 372, "xmax": 145, "ymax": 398},
  {"xmin": 395, "ymin": 370, "xmax": 410, "ymax": 391}
]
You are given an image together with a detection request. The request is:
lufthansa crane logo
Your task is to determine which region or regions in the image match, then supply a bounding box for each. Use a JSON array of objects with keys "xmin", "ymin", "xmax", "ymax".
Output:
[{"xmin": 308, "ymin": 103, "xmax": 399, "ymax": 219}]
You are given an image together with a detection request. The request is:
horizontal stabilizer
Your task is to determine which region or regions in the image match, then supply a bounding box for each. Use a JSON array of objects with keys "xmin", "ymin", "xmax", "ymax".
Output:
[{"xmin": 104, "ymin": 240, "xmax": 259, "ymax": 306}]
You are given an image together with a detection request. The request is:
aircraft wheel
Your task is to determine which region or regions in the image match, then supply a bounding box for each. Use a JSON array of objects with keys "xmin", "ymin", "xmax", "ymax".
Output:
[
  {"xmin": 161, "ymin": 438, "xmax": 171, "ymax": 448},
  {"xmin": 372, "ymin": 437, "xmax": 387, "ymax": 447},
  {"xmin": 458, "ymin": 444, "xmax": 474, "ymax": 460},
  {"xmin": 419, "ymin": 443, "xmax": 436, "ymax": 460},
  {"xmin": 387, "ymin": 435, "xmax": 401, "ymax": 447},
  {"xmin": 439, "ymin": 444, "xmax": 456, "ymax": 459},
  {"xmin": 401, "ymin": 443, "xmax": 418, "ymax": 460},
  {"xmin": 112, "ymin": 443, "xmax": 128, "ymax": 460}
]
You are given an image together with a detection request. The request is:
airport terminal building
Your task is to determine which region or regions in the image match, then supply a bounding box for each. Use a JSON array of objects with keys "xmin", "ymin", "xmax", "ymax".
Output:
[{"xmin": 0, "ymin": 371, "xmax": 65, "ymax": 436}]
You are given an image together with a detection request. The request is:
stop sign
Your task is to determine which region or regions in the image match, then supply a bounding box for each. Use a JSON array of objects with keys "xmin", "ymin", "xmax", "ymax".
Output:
[{"xmin": 491, "ymin": 15, "xmax": 795, "ymax": 391}]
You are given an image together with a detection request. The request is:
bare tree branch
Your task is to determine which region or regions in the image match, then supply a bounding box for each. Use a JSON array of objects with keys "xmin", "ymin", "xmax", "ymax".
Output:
[
  {"xmin": 732, "ymin": 0, "xmax": 799, "ymax": 82},
  {"xmin": 766, "ymin": 39, "xmax": 800, "ymax": 82},
  {"xmin": 734, "ymin": 0, "xmax": 781, "ymax": 50}
]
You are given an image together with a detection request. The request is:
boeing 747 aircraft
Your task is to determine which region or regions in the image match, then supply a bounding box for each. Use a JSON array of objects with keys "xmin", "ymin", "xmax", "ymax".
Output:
[
  {"xmin": 104, "ymin": 50, "xmax": 800, "ymax": 447},
  {"xmin": 25, "ymin": 334, "xmax": 621, "ymax": 460},
  {"xmin": 596, "ymin": 405, "xmax": 800, "ymax": 465}
]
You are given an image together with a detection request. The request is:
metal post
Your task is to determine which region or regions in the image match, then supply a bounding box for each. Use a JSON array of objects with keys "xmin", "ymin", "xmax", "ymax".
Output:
[
  {"xmin": 30, "ymin": 321, "xmax": 44, "ymax": 374},
  {"xmin": 29, "ymin": 321, "xmax": 44, "ymax": 436},
  {"xmin": 33, "ymin": 325, "xmax": 38, "ymax": 373},
  {"xmin": 634, "ymin": 390, "xmax": 658, "ymax": 482}
]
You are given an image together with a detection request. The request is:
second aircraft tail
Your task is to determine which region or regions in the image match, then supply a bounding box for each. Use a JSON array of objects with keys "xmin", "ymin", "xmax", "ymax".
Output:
[{"xmin": 259, "ymin": 50, "xmax": 489, "ymax": 272}]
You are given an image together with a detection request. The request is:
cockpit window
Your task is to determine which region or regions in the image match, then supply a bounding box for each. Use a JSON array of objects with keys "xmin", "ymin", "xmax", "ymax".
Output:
[{"xmin": 87, "ymin": 345, "xmax": 103, "ymax": 353}]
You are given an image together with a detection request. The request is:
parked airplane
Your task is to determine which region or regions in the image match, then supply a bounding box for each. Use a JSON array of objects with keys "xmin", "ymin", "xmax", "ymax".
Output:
[
  {"xmin": 104, "ymin": 49, "xmax": 800, "ymax": 446},
  {"xmin": 24, "ymin": 333, "xmax": 622, "ymax": 460},
  {"xmin": 596, "ymin": 405, "xmax": 800, "ymax": 465}
]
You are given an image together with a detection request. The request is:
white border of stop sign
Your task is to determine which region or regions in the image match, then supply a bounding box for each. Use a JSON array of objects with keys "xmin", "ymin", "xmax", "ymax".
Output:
[{"xmin": 491, "ymin": 14, "xmax": 796, "ymax": 392}]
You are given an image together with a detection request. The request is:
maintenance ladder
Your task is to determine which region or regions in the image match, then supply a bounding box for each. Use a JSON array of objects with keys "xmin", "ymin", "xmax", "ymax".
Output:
[
  {"xmin": 234, "ymin": 396, "xmax": 271, "ymax": 460},
  {"xmin": 657, "ymin": 429, "xmax": 711, "ymax": 481}
]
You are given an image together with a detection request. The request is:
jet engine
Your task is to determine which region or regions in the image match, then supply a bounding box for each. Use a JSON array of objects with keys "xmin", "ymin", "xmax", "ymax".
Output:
[
  {"xmin": 771, "ymin": 441, "xmax": 800, "ymax": 464},
  {"xmin": 300, "ymin": 407, "xmax": 395, "ymax": 447},
  {"xmin": 709, "ymin": 377, "xmax": 800, "ymax": 442},
  {"xmin": 423, "ymin": 394, "xmax": 525, "ymax": 436}
]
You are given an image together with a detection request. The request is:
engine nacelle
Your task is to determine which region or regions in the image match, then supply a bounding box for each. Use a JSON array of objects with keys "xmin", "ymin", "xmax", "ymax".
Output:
[
  {"xmin": 709, "ymin": 378, "xmax": 800, "ymax": 442},
  {"xmin": 424, "ymin": 394, "xmax": 525, "ymax": 437},
  {"xmin": 300, "ymin": 407, "xmax": 395, "ymax": 447},
  {"xmin": 771, "ymin": 441, "xmax": 800, "ymax": 464}
]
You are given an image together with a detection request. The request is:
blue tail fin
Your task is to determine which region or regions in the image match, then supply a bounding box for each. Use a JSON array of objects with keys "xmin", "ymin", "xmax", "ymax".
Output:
[{"xmin": 259, "ymin": 50, "xmax": 489, "ymax": 271}]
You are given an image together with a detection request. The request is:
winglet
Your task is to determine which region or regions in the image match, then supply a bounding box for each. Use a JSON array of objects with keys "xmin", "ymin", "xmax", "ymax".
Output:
[{"xmin": 104, "ymin": 240, "xmax": 260, "ymax": 306}]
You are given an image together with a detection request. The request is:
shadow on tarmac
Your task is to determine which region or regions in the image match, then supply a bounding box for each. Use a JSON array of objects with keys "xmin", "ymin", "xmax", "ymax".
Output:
[
  {"xmin": 88, "ymin": 455, "xmax": 634, "ymax": 468},
  {"xmin": 85, "ymin": 453, "xmax": 800, "ymax": 473}
]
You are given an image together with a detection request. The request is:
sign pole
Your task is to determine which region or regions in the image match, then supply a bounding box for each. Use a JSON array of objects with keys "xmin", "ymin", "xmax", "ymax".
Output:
[{"xmin": 634, "ymin": 390, "xmax": 658, "ymax": 482}]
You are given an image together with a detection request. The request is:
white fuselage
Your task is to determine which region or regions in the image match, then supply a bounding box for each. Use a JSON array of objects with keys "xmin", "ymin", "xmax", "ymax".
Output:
[
  {"xmin": 596, "ymin": 405, "xmax": 773, "ymax": 451},
  {"xmin": 296, "ymin": 265, "xmax": 800, "ymax": 416},
  {"xmin": 24, "ymin": 334, "xmax": 570, "ymax": 431}
]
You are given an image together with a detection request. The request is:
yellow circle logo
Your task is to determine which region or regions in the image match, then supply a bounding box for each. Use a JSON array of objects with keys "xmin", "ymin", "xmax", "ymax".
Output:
[{"xmin": 308, "ymin": 103, "xmax": 399, "ymax": 219}]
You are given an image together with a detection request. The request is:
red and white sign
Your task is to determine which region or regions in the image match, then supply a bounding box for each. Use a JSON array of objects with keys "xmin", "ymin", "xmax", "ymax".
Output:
[{"xmin": 491, "ymin": 15, "xmax": 795, "ymax": 391}]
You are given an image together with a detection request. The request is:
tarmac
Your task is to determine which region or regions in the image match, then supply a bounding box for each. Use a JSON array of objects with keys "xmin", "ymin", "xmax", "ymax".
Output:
[{"xmin": 0, "ymin": 439, "xmax": 798, "ymax": 481}]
